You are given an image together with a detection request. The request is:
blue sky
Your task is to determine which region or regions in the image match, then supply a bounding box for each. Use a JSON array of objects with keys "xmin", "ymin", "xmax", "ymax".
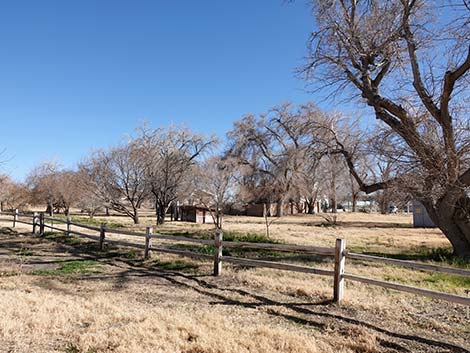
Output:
[{"xmin": 0, "ymin": 1, "xmax": 326, "ymax": 181}]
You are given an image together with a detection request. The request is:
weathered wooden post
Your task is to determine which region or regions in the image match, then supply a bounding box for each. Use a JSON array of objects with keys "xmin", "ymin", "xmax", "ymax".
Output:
[
  {"xmin": 333, "ymin": 238, "xmax": 346, "ymax": 303},
  {"xmin": 32, "ymin": 212, "xmax": 38, "ymax": 234},
  {"xmin": 66, "ymin": 214, "xmax": 71, "ymax": 236},
  {"xmin": 39, "ymin": 212, "xmax": 45, "ymax": 237},
  {"xmin": 99, "ymin": 223, "xmax": 106, "ymax": 251},
  {"xmin": 13, "ymin": 209, "xmax": 18, "ymax": 228},
  {"xmin": 213, "ymin": 230, "xmax": 223, "ymax": 276},
  {"xmin": 144, "ymin": 226, "xmax": 153, "ymax": 259}
]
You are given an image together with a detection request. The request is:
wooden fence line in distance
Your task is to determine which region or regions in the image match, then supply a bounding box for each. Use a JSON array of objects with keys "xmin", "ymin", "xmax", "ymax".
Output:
[
  {"xmin": 1, "ymin": 209, "xmax": 470, "ymax": 307},
  {"xmin": 346, "ymin": 251, "xmax": 470, "ymax": 278},
  {"xmin": 343, "ymin": 274, "xmax": 470, "ymax": 306}
]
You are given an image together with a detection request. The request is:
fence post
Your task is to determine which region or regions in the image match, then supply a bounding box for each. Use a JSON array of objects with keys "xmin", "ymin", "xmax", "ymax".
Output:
[
  {"xmin": 144, "ymin": 227, "xmax": 153, "ymax": 259},
  {"xmin": 66, "ymin": 215, "xmax": 71, "ymax": 236},
  {"xmin": 13, "ymin": 209, "xmax": 18, "ymax": 228},
  {"xmin": 214, "ymin": 230, "xmax": 223, "ymax": 276},
  {"xmin": 334, "ymin": 238, "xmax": 346, "ymax": 304},
  {"xmin": 32, "ymin": 212, "xmax": 38, "ymax": 234},
  {"xmin": 99, "ymin": 223, "xmax": 106, "ymax": 250},
  {"xmin": 39, "ymin": 213, "xmax": 45, "ymax": 237}
]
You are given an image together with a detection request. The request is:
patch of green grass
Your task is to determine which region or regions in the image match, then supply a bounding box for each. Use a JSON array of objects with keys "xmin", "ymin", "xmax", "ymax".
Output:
[
  {"xmin": 64, "ymin": 343, "xmax": 97, "ymax": 353},
  {"xmin": 169, "ymin": 243, "xmax": 291, "ymax": 261},
  {"xmin": 73, "ymin": 217, "xmax": 124, "ymax": 229},
  {"xmin": 44, "ymin": 232, "xmax": 82, "ymax": 245},
  {"xmin": 64, "ymin": 343, "xmax": 80, "ymax": 353},
  {"xmin": 0, "ymin": 227, "xmax": 17, "ymax": 235},
  {"xmin": 188, "ymin": 230, "xmax": 280, "ymax": 244},
  {"xmin": 16, "ymin": 248, "xmax": 34, "ymax": 256},
  {"xmin": 32, "ymin": 260, "xmax": 102, "ymax": 276},
  {"xmin": 0, "ymin": 270, "xmax": 19, "ymax": 277},
  {"xmin": 316, "ymin": 222, "xmax": 337, "ymax": 228},
  {"xmin": 223, "ymin": 231, "xmax": 281, "ymax": 244},
  {"xmin": 151, "ymin": 259, "xmax": 198, "ymax": 272},
  {"xmin": 350, "ymin": 245, "xmax": 470, "ymax": 269},
  {"xmin": 197, "ymin": 244, "xmax": 215, "ymax": 255},
  {"xmin": 126, "ymin": 250, "xmax": 138, "ymax": 259},
  {"xmin": 424, "ymin": 272, "xmax": 470, "ymax": 289}
]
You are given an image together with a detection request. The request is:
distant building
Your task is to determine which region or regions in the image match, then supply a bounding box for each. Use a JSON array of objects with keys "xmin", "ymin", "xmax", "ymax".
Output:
[
  {"xmin": 178, "ymin": 205, "xmax": 215, "ymax": 224},
  {"xmin": 412, "ymin": 201, "xmax": 436, "ymax": 228}
]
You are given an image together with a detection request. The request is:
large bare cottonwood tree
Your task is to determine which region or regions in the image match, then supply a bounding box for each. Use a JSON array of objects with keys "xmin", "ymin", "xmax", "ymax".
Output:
[
  {"xmin": 303, "ymin": 0, "xmax": 470, "ymax": 256},
  {"xmin": 228, "ymin": 103, "xmax": 327, "ymax": 217}
]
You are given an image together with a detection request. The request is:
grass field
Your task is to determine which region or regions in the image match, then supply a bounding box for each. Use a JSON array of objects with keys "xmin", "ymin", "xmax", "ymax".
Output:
[{"xmin": 0, "ymin": 211, "xmax": 469, "ymax": 353}]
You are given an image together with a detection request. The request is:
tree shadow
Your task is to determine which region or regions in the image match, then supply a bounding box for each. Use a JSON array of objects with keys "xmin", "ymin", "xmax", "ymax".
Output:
[
  {"xmin": 2, "ymin": 229, "xmax": 469, "ymax": 353},
  {"xmin": 78, "ymin": 264, "xmax": 469, "ymax": 353}
]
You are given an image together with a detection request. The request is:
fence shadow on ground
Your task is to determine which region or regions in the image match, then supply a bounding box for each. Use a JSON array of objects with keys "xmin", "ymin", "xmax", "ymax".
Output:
[
  {"xmin": 79, "ymin": 264, "xmax": 469, "ymax": 353},
  {"xmin": 1, "ymin": 228, "xmax": 469, "ymax": 353}
]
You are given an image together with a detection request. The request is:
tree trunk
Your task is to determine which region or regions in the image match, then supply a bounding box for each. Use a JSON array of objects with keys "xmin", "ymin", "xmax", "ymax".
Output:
[
  {"xmin": 156, "ymin": 201, "xmax": 166, "ymax": 225},
  {"xmin": 216, "ymin": 212, "xmax": 223, "ymax": 229},
  {"xmin": 330, "ymin": 177, "xmax": 337, "ymax": 213},
  {"xmin": 133, "ymin": 209, "xmax": 140, "ymax": 224},
  {"xmin": 351, "ymin": 193, "xmax": 357, "ymax": 213},
  {"xmin": 306, "ymin": 198, "xmax": 316, "ymax": 214},
  {"xmin": 276, "ymin": 197, "xmax": 285, "ymax": 217},
  {"xmin": 378, "ymin": 191, "xmax": 389, "ymax": 214},
  {"xmin": 423, "ymin": 195, "xmax": 470, "ymax": 258},
  {"xmin": 350, "ymin": 174, "xmax": 357, "ymax": 213},
  {"xmin": 105, "ymin": 207, "xmax": 110, "ymax": 216}
]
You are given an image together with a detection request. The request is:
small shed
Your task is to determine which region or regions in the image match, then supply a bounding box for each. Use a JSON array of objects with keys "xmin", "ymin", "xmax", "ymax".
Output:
[
  {"xmin": 179, "ymin": 205, "xmax": 215, "ymax": 224},
  {"xmin": 412, "ymin": 201, "xmax": 436, "ymax": 228}
]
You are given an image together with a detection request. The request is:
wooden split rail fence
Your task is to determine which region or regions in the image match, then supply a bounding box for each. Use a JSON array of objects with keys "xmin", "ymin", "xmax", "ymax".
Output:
[{"xmin": 1, "ymin": 209, "xmax": 470, "ymax": 306}]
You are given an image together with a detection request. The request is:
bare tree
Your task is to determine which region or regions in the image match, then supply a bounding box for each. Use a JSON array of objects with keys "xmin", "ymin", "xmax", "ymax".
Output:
[
  {"xmin": 0, "ymin": 176, "xmax": 31, "ymax": 211},
  {"xmin": 80, "ymin": 143, "xmax": 149, "ymax": 224},
  {"xmin": 0, "ymin": 174, "xmax": 13, "ymax": 211},
  {"xmin": 193, "ymin": 156, "xmax": 235, "ymax": 229},
  {"xmin": 74, "ymin": 168, "xmax": 104, "ymax": 218},
  {"xmin": 296, "ymin": 154, "xmax": 323, "ymax": 214},
  {"xmin": 228, "ymin": 103, "xmax": 323, "ymax": 217},
  {"xmin": 137, "ymin": 125, "xmax": 216, "ymax": 224},
  {"xmin": 27, "ymin": 163, "xmax": 83, "ymax": 215},
  {"xmin": 55, "ymin": 171, "xmax": 83, "ymax": 215},
  {"xmin": 303, "ymin": 0, "xmax": 470, "ymax": 257}
]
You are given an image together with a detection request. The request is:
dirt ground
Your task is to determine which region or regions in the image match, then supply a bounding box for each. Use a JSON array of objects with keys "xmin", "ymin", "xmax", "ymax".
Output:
[{"xmin": 0, "ymin": 212, "xmax": 469, "ymax": 353}]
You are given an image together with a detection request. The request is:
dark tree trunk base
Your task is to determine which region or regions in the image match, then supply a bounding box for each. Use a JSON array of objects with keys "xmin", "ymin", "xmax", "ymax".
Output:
[{"xmin": 423, "ymin": 196, "xmax": 470, "ymax": 259}]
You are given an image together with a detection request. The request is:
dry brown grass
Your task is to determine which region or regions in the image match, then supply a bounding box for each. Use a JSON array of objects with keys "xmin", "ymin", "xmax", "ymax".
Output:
[
  {"xmin": 66, "ymin": 211, "xmax": 448, "ymax": 253},
  {"xmin": 0, "ymin": 276, "xmax": 329, "ymax": 353},
  {"xmin": 0, "ymin": 212, "xmax": 469, "ymax": 353}
]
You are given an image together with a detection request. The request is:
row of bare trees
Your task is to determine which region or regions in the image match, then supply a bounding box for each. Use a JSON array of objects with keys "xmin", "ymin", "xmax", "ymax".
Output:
[
  {"xmin": 1, "ymin": 113, "xmax": 397, "ymax": 227},
  {"xmin": 76, "ymin": 126, "xmax": 218, "ymax": 225},
  {"xmin": 226, "ymin": 102, "xmax": 401, "ymax": 216}
]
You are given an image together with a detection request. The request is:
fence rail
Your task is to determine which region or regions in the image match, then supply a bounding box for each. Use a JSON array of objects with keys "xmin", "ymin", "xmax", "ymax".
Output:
[
  {"xmin": 343, "ymin": 274, "xmax": 470, "ymax": 306},
  {"xmin": 1, "ymin": 209, "xmax": 469, "ymax": 306},
  {"xmin": 346, "ymin": 251, "xmax": 470, "ymax": 277}
]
